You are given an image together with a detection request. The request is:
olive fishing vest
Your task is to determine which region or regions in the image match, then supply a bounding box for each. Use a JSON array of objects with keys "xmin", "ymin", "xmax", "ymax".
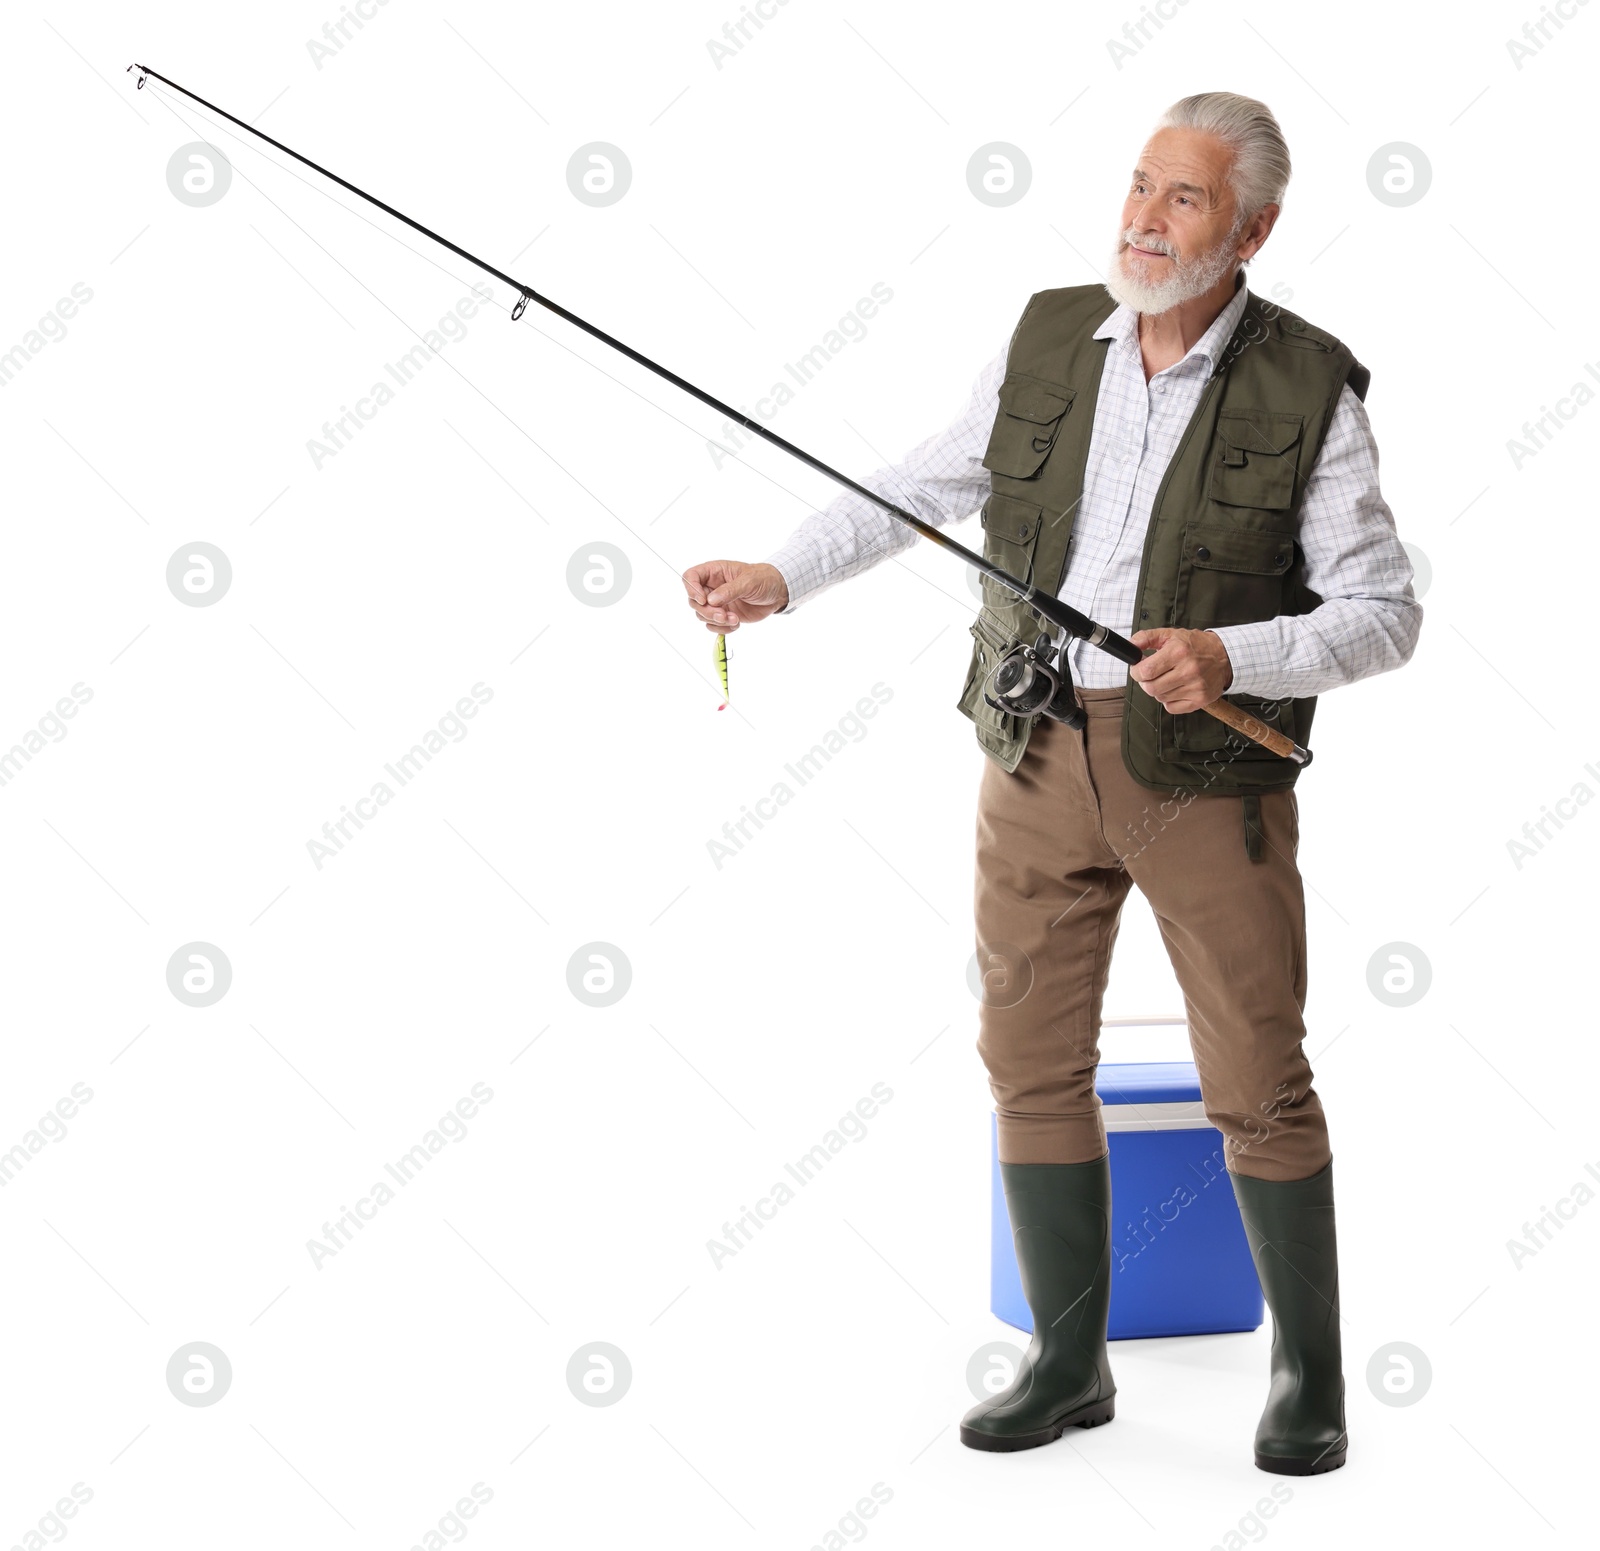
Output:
[{"xmin": 956, "ymin": 283, "xmax": 1370, "ymax": 803}]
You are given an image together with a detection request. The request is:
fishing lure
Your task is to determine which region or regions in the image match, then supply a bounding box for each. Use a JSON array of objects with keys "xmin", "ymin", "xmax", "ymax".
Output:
[{"xmin": 714, "ymin": 633, "xmax": 729, "ymax": 711}]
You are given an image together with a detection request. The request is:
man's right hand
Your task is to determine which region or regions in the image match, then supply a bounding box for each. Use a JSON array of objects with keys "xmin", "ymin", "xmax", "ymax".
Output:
[{"xmin": 681, "ymin": 560, "xmax": 789, "ymax": 633}]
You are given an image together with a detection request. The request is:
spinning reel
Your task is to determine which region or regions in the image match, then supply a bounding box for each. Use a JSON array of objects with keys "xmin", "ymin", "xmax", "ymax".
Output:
[{"xmin": 982, "ymin": 622, "xmax": 1086, "ymax": 730}]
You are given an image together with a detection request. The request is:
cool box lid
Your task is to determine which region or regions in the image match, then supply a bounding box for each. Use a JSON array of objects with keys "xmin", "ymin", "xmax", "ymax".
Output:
[{"xmin": 1095, "ymin": 1061, "xmax": 1208, "ymax": 1132}]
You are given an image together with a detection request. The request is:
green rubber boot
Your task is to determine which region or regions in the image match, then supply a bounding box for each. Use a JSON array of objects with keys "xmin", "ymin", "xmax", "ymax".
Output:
[
  {"xmin": 960, "ymin": 1156, "xmax": 1116, "ymax": 1451},
  {"xmin": 1230, "ymin": 1160, "xmax": 1348, "ymax": 1476}
]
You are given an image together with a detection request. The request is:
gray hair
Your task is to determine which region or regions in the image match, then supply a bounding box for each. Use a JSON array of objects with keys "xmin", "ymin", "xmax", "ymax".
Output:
[{"xmin": 1156, "ymin": 92, "xmax": 1292, "ymax": 226}]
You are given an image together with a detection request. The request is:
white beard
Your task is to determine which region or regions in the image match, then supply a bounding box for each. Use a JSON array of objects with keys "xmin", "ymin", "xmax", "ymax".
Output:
[{"xmin": 1103, "ymin": 221, "xmax": 1243, "ymax": 316}]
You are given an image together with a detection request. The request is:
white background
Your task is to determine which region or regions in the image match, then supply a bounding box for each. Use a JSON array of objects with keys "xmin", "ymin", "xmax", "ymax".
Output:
[{"xmin": 2, "ymin": 2, "xmax": 1594, "ymax": 1547}]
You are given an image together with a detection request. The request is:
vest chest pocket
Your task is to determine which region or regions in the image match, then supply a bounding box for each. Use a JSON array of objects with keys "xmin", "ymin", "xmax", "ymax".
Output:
[
  {"xmin": 980, "ymin": 492, "xmax": 1043, "ymax": 588},
  {"xmin": 981, "ymin": 375, "xmax": 1077, "ymax": 480},
  {"xmin": 1177, "ymin": 521, "xmax": 1296, "ymax": 627},
  {"xmin": 1209, "ymin": 408, "xmax": 1304, "ymax": 510}
]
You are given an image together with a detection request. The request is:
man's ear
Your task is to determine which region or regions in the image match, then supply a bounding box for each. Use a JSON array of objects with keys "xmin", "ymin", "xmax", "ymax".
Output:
[{"xmin": 1238, "ymin": 202, "xmax": 1280, "ymax": 262}]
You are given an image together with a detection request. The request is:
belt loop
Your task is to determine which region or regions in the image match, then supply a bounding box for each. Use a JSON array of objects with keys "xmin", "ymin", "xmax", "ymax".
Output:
[{"xmin": 1241, "ymin": 793, "xmax": 1264, "ymax": 863}]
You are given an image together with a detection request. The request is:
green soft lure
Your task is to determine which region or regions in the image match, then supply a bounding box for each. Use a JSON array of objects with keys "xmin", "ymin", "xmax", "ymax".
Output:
[{"xmin": 714, "ymin": 633, "xmax": 729, "ymax": 710}]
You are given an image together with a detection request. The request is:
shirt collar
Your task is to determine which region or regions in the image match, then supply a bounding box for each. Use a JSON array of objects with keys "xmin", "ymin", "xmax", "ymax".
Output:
[{"xmin": 1093, "ymin": 267, "xmax": 1251, "ymax": 373}]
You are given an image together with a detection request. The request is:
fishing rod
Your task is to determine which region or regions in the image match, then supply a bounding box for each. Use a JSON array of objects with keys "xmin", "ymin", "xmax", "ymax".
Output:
[{"xmin": 126, "ymin": 62, "xmax": 1308, "ymax": 764}]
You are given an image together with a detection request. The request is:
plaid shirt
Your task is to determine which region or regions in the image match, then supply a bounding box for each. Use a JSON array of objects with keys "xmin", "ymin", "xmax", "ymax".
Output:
[{"xmin": 764, "ymin": 279, "xmax": 1421, "ymax": 698}]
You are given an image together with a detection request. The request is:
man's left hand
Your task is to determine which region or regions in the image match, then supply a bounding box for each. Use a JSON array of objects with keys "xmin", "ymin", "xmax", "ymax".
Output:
[{"xmin": 1127, "ymin": 627, "xmax": 1234, "ymax": 714}]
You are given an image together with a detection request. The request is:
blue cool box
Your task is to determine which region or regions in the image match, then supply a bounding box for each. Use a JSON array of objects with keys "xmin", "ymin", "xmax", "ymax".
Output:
[{"xmin": 991, "ymin": 1061, "xmax": 1264, "ymax": 1341}]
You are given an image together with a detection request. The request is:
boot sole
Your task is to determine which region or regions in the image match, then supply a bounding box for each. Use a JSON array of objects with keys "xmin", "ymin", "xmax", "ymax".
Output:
[
  {"xmin": 960, "ymin": 1396, "xmax": 1115, "ymax": 1452},
  {"xmin": 1254, "ymin": 1443, "xmax": 1347, "ymax": 1476}
]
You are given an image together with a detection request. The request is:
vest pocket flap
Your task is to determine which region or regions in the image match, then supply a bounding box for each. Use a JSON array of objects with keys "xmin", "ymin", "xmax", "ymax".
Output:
[
  {"xmin": 1209, "ymin": 409, "xmax": 1304, "ymax": 509},
  {"xmin": 983, "ymin": 375, "xmax": 1076, "ymax": 479},
  {"xmin": 1187, "ymin": 524, "xmax": 1295, "ymax": 576},
  {"xmin": 997, "ymin": 375, "xmax": 1077, "ymax": 424},
  {"xmin": 981, "ymin": 493, "xmax": 1041, "ymax": 545},
  {"xmin": 968, "ymin": 609, "xmax": 1012, "ymax": 661},
  {"xmin": 1216, "ymin": 408, "xmax": 1303, "ymax": 456}
]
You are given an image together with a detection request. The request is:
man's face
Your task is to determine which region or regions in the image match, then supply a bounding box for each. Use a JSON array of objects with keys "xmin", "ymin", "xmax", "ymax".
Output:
[{"xmin": 1106, "ymin": 127, "xmax": 1251, "ymax": 315}]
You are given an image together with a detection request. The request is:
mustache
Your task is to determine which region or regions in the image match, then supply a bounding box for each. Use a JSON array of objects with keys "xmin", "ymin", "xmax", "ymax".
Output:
[{"xmin": 1122, "ymin": 230, "xmax": 1177, "ymax": 257}]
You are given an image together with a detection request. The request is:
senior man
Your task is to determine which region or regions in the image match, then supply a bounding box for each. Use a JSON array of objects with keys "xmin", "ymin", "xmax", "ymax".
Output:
[{"xmin": 682, "ymin": 92, "xmax": 1420, "ymax": 1475}]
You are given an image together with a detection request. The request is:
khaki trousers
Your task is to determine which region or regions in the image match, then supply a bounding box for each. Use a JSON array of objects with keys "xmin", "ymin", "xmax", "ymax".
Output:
[{"xmin": 973, "ymin": 686, "xmax": 1330, "ymax": 1183}]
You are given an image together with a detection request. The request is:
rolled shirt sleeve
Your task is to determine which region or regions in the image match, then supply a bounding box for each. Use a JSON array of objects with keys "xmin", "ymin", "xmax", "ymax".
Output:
[{"xmin": 1207, "ymin": 383, "xmax": 1423, "ymax": 699}]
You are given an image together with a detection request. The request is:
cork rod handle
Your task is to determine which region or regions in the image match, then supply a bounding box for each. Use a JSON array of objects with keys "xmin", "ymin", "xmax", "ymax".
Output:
[{"xmin": 1201, "ymin": 698, "xmax": 1313, "ymax": 766}]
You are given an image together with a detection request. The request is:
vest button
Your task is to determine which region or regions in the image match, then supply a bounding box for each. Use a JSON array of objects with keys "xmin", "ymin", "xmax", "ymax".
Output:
[
  {"xmin": 1195, "ymin": 545, "xmax": 1211, "ymax": 560},
  {"xmin": 1273, "ymin": 553, "xmax": 1286, "ymax": 566}
]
